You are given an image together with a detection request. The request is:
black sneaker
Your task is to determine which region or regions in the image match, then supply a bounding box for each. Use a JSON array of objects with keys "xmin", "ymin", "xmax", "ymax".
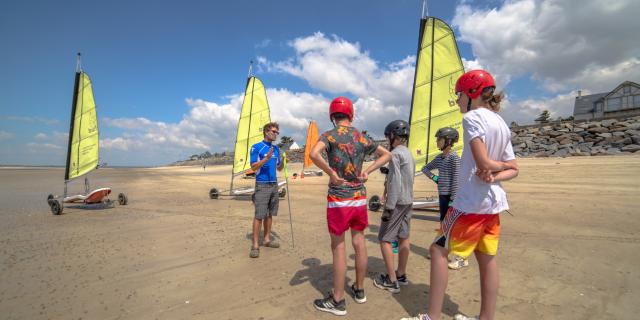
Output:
[
  {"xmin": 313, "ymin": 292, "xmax": 347, "ymax": 316},
  {"xmin": 350, "ymin": 283, "xmax": 367, "ymax": 304},
  {"xmin": 373, "ymin": 274, "xmax": 400, "ymax": 293},
  {"xmin": 396, "ymin": 272, "xmax": 409, "ymax": 286}
]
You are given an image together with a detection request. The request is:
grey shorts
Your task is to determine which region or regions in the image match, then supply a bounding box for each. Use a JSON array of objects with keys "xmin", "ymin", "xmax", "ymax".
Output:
[
  {"xmin": 253, "ymin": 183, "xmax": 279, "ymax": 219},
  {"xmin": 378, "ymin": 204, "xmax": 412, "ymax": 243}
]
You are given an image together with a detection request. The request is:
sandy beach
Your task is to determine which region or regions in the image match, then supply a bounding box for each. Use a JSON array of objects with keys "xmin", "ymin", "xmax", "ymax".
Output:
[{"xmin": 1, "ymin": 155, "xmax": 639, "ymax": 319}]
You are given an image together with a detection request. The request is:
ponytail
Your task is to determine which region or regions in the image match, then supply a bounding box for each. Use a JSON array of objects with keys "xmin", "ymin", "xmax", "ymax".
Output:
[{"xmin": 480, "ymin": 87, "xmax": 504, "ymax": 112}]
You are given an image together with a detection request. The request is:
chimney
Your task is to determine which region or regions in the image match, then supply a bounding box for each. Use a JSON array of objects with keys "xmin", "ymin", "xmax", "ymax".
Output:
[{"xmin": 577, "ymin": 90, "xmax": 582, "ymax": 98}]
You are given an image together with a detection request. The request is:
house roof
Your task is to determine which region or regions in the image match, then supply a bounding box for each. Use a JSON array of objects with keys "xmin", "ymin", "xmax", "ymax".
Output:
[
  {"xmin": 602, "ymin": 81, "xmax": 640, "ymax": 99},
  {"xmin": 573, "ymin": 81, "xmax": 640, "ymax": 116}
]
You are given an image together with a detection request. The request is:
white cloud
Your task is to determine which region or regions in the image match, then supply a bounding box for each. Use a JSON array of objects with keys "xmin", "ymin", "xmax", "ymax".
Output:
[
  {"xmin": 255, "ymin": 39, "xmax": 272, "ymax": 48},
  {"xmin": 26, "ymin": 142, "xmax": 63, "ymax": 150},
  {"xmin": 260, "ymin": 32, "xmax": 415, "ymax": 106},
  {"xmin": 35, "ymin": 133, "xmax": 48, "ymax": 140},
  {"xmin": 500, "ymin": 91, "xmax": 577, "ymax": 125},
  {"xmin": 0, "ymin": 131, "xmax": 14, "ymax": 141},
  {"xmin": 2, "ymin": 116, "xmax": 60, "ymax": 126},
  {"xmin": 453, "ymin": 0, "xmax": 640, "ymax": 93}
]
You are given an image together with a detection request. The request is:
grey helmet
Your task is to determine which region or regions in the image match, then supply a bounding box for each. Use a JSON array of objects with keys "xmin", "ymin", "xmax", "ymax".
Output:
[
  {"xmin": 435, "ymin": 127, "xmax": 459, "ymax": 150},
  {"xmin": 384, "ymin": 120, "xmax": 410, "ymax": 138}
]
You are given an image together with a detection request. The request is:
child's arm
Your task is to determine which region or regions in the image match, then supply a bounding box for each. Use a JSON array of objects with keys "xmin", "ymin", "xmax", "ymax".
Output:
[
  {"xmin": 421, "ymin": 157, "xmax": 440, "ymax": 182},
  {"xmin": 309, "ymin": 140, "xmax": 344, "ymax": 185},
  {"xmin": 469, "ymin": 138, "xmax": 517, "ymax": 172},
  {"xmin": 361, "ymin": 145, "xmax": 392, "ymax": 181},
  {"xmin": 481, "ymin": 159, "xmax": 519, "ymax": 183}
]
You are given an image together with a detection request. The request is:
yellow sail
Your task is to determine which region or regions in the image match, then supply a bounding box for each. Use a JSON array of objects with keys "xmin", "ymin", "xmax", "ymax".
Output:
[
  {"xmin": 407, "ymin": 17, "xmax": 465, "ymax": 172},
  {"xmin": 65, "ymin": 72, "xmax": 99, "ymax": 181},
  {"xmin": 303, "ymin": 120, "xmax": 319, "ymax": 169},
  {"xmin": 232, "ymin": 76, "xmax": 271, "ymax": 175}
]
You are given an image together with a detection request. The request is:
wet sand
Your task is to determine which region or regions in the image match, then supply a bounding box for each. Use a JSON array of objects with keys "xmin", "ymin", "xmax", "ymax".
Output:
[{"xmin": 1, "ymin": 156, "xmax": 639, "ymax": 319}]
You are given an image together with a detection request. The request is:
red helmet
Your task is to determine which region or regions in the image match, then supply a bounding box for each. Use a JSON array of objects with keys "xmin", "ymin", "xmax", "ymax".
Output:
[
  {"xmin": 329, "ymin": 96, "xmax": 354, "ymax": 121},
  {"xmin": 455, "ymin": 69, "xmax": 496, "ymax": 100}
]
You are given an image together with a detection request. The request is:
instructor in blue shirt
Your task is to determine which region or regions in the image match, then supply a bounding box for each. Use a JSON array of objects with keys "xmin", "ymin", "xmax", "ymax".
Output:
[{"xmin": 249, "ymin": 122, "xmax": 284, "ymax": 258}]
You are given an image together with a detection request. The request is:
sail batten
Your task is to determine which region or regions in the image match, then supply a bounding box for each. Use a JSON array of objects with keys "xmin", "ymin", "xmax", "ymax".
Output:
[{"xmin": 407, "ymin": 17, "xmax": 465, "ymax": 172}]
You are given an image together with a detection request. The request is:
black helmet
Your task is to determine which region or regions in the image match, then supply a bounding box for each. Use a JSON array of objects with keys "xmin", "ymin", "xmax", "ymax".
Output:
[
  {"xmin": 435, "ymin": 127, "xmax": 459, "ymax": 143},
  {"xmin": 384, "ymin": 120, "xmax": 410, "ymax": 138}
]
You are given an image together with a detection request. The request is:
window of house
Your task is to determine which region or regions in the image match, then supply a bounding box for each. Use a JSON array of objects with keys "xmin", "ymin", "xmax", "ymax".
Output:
[
  {"xmin": 623, "ymin": 86, "xmax": 630, "ymax": 94},
  {"xmin": 634, "ymin": 95, "xmax": 640, "ymax": 108},
  {"xmin": 607, "ymin": 97, "xmax": 621, "ymax": 112}
]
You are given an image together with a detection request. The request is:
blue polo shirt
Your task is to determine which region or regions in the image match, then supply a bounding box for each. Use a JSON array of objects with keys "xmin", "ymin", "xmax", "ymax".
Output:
[{"xmin": 250, "ymin": 140, "xmax": 281, "ymax": 183}]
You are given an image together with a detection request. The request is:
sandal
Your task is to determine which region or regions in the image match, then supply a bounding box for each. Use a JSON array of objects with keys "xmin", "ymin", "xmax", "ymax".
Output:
[
  {"xmin": 264, "ymin": 240, "xmax": 280, "ymax": 248},
  {"xmin": 249, "ymin": 247, "xmax": 260, "ymax": 258}
]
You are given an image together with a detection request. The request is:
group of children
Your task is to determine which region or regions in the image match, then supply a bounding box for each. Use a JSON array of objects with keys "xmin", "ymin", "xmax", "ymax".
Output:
[
  {"xmin": 248, "ymin": 69, "xmax": 518, "ymax": 320},
  {"xmin": 307, "ymin": 70, "xmax": 519, "ymax": 320}
]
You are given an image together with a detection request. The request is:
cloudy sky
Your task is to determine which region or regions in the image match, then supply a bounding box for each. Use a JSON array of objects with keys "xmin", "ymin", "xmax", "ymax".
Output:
[{"xmin": 1, "ymin": 0, "xmax": 639, "ymax": 166}]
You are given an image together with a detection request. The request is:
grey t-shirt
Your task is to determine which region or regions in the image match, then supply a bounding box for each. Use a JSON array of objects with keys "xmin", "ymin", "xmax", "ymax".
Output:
[{"xmin": 384, "ymin": 145, "xmax": 415, "ymax": 210}]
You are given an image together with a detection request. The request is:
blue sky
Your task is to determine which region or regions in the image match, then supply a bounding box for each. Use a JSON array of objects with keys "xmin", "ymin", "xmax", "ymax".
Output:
[{"xmin": 1, "ymin": 0, "xmax": 639, "ymax": 166}]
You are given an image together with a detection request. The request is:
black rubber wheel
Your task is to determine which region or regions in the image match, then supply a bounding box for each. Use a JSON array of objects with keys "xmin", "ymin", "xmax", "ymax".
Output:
[
  {"xmin": 317, "ymin": 171, "xmax": 323, "ymax": 176},
  {"xmin": 118, "ymin": 193, "xmax": 128, "ymax": 205},
  {"xmin": 49, "ymin": 199, "xmax": 63, "ymax": 215},
  {"xmin": 368, "ymin": 195, "xmax": 382, "ymax": 212},
  {"xmin": 278, "ymin": 187, "xmax": 286, "ymax": 198},
  {"xmin": 209, "ymin": 188, "xmax": 219, "ymax": 199},
  {"xmin": 47, "ymin": 194, "xmax": 54, "ymax": 201}
]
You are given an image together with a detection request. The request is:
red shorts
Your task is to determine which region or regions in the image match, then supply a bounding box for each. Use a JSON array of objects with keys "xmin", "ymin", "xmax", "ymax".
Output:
[{"xmin": 326, "ymin": 195, "xmax": 368, "ymax": 235}]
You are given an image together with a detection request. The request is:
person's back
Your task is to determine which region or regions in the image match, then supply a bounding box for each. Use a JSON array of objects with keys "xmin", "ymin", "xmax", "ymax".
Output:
[
  {"xmin": 321, "ymin": 125, "xmax": 376, "ymax": 198},
  {"xmin": 384, "ymin": 145, "xmax": 415, "ymax": 207}
]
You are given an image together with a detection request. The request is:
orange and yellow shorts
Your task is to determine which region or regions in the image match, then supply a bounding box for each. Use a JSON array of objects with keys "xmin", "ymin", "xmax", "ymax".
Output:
[{"xmin": 433, "ymin": 207, "xmax": 501, "ymax": 258}]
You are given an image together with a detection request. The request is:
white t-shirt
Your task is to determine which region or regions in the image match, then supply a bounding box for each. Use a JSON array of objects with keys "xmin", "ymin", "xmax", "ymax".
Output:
[{"xmin": 452, "ymin": 108, "xmax": 515, "ymax": 214}]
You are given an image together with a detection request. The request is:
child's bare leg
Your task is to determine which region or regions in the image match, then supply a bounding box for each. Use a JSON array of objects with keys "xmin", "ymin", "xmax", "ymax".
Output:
[
  {"xmin": 380, "ymin": 241, "xmax": 396, "ymax": 281},
  {"xmin": 475, "ymin": 251, "xmax": 498, "ymax": 320},
  {"xmin": 263, "ymin": 216, "xmax": 272, "ymax": 243},
  {"xmin": 397, "ymin": 237, "xmax": 410, "ymax": 276},
  {"xmin": 330, "ymin": 233, "xmax": 347, "ymax": 301},
  {"xmin": 427, "ymin": 244, "xmax": 449, "ymax": 320},
  {"xmin": 351, "ymin": 229, "xmax": 368, "ymax": 289}
]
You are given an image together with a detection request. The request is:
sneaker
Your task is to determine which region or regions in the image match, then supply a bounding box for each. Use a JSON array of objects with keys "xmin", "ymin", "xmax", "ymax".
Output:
[
  {"xmin": 373, "ymin": 274, "xmax": 400, "ymax": 293},
  {"xmin": 349, "ymin": 283, "xmax": 367, "ymax": 303},
  {"xmin": 395, "ymin": 272, "xmax": 409, "ymax": 286},
  {"xmin": 313, "ymin": 292, "xmax": 347, "ymax": 316},
  {"xmin": 400, "ymin": 314, "xmax": 431, "ymax": 320},
  {"xmin": 448, "ymin": 256, "xmax": 469, "ymax": 270},
  {"xmin": 453, "ymin": 314, "xmax": 478, "ymax": 320}
]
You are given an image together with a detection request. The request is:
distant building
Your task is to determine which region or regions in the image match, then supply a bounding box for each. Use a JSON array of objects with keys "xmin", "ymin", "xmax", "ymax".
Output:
[
  {"xmin": 573, "ymin": 81, "xmax": 640, "ymax": 120},
  {"xmin": 280, "ymin": 141, "xmax": 300, "ymax": 151}
]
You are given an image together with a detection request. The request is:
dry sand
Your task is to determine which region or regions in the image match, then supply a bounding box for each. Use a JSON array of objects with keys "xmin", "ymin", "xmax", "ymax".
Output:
[{"xmin": 1, "ymin": 156, "xmax": 639, "ymax": 319}]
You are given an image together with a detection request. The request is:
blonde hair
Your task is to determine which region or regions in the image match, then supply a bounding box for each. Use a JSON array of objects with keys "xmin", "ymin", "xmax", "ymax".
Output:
[{"xmin": 480, "ymin": 87, "xmax": 504, "ymax": 112}]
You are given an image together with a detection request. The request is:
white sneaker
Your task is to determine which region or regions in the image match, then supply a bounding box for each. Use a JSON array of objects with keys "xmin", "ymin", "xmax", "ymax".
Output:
[
  {"xmin": 454, "ymin": 314, "xmax": 478, "ymax": 320},
  {"xmin": 448, "ymin": 255, "xmax": 469, "ymax": 270},
  {"xmin": 400, "ymin": 314, "xmax": 431, "ymax": 320}
]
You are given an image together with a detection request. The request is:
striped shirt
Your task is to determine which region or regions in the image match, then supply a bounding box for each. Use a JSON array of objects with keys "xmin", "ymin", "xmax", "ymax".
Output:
[{"xmin": 422, "ymin": 152, "xmax": 460, "ymax": 199}]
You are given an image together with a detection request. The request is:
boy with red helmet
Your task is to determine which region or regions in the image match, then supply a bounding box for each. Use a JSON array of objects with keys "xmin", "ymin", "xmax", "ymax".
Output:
[
  {"xmin": 402, "ymin": 70, "xmax": 519, "ymax": 320},
  {"xmin": 310, "ymin": 97, "xmax": 391, "ymax": 316}
]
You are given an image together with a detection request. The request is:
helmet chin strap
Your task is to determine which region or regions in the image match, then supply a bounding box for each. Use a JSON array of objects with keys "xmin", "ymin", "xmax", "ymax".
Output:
[{"xmin": 467, "ymin": 96, "xmax": 472, "ymax": 112}]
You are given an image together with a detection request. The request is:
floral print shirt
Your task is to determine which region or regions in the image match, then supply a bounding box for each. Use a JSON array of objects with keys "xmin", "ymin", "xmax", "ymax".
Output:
[{"xmin": 319, "ymin": 125, "xmax": 378, "ymax": 198}]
